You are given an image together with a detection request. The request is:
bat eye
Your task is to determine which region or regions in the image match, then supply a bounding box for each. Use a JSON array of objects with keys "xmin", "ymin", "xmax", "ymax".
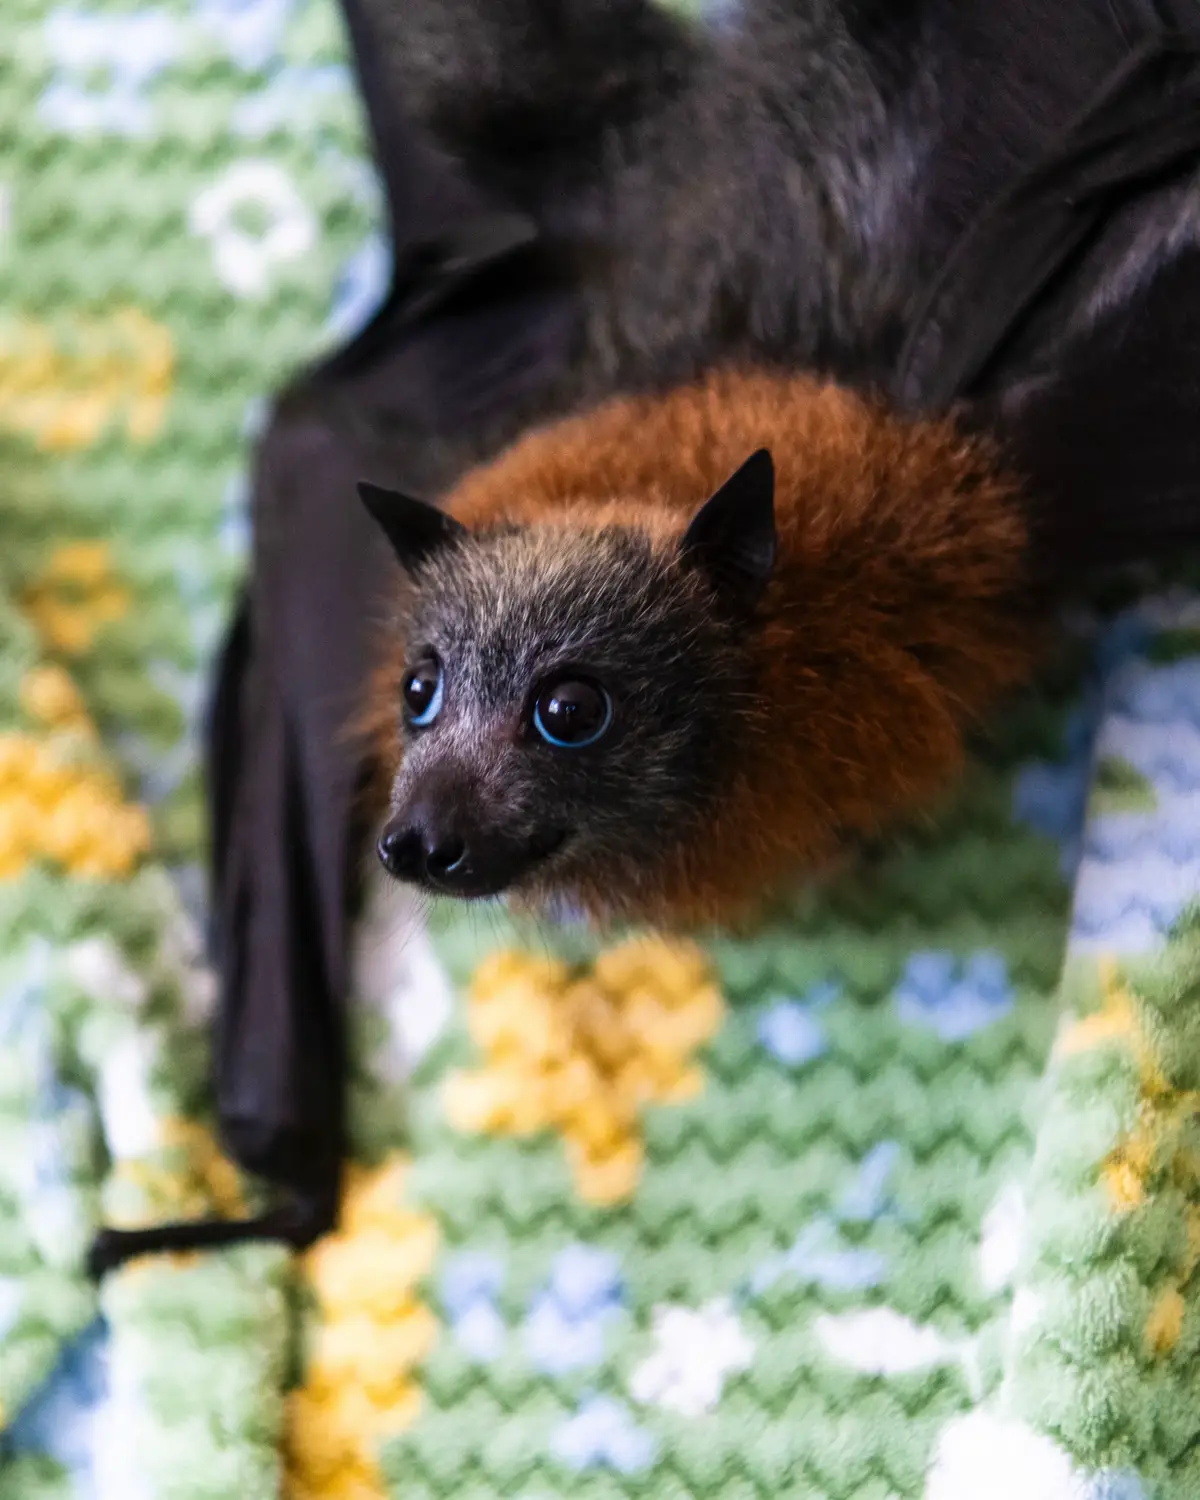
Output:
[
  {"xmin": 532, "ymin": 676, "xmax": 613, "ymax": 749},
  {"xmin": 403, "ymin": 656, "xmax": 443, "ymax": 727}
]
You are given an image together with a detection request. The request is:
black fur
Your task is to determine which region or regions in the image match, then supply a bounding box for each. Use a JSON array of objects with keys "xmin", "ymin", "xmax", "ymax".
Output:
[
  {"xmin": 373, "ymin": 0, "xmax": 1200, "ymax": 570},
  {"xmin": 376, "ymin": 0, "xmax": 1197, "ymax": 378},
  {"xmin": 376, "ymin": 0, "xmax": 934, "ymax": 388}
]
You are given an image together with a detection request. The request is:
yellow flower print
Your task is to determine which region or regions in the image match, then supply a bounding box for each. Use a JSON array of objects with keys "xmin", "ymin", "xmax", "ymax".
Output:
[
  {"xmin": 20, "ymin": 663, "xmax": 95, "ymax": 737},
  {"xmin": 106, "ymin": 1116, "xmax": 247, "ymax": 1240},
  {"xmin": 1062, "ymin": 958, "xmax": 1200, "ymax": 1358},
  {"xmin": 0, "ymin": 308, "xmax": 173, "ymax": 452},
  {"xmin": 284, "ymin": 1155, "xmax": 439, "ymax": 1500},
  {"xmin": 21, "ymin": 541, "xmax": 130, "ymax": 655},
  {"xmin": 1145, "ymin": 1286, "xmax": 1185, "ymax": 1356},
  {"xmin": 444, "ymin": 936, "xmax": 725, "ymax": 1205},
  {"xmin": 0, "ymin": 729, "xmax": 150, "ymax": 881},
  {"xmin": 160, "ymin": 1116, "xmax": 246, "ymax": 1221},
  {"xmin": 1070, "ymin": 961, "xmax": 1184, "ymax": 1216}
]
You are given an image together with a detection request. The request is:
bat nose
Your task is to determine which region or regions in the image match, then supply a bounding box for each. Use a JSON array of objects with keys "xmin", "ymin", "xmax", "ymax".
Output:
[
  {"xmin": 424, "ymin": 834, "xmax": 467, "ymax": 880},
  {"xmin": 377, "ymin": 822, "xmax": 423, "ymax": 880},
  {"xmin": 377, "ymin": 814, "xmax": 470, "ymax": 889}
]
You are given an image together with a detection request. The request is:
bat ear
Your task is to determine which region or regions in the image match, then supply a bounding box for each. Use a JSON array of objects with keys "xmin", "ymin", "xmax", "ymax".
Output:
[
  {"xmin": 358, "ymin": 481, "xmax": 468, "ymax": 572},
  {"xmin": 679, "ymin": 448, "xmax": 777, "ymax": 610}
]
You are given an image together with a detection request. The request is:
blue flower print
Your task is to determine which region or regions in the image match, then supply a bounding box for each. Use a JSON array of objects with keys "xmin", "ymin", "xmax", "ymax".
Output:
[
  {"xmin": 1083, "ymin": 1473, "xmax": 1148, "ymax": 1500},
  {"xmin": 1067, "ymin": 642, "xmax": 1200, "ymax": 952},
  {"xmin": 1110, "ymin": 656, "xmax": 1200, "ymax": 725},
  {"xmin": 1070, "ymin": 808, "xmax": 1200, "ymax": 951},
  {"xmin": 441, "ymin": 1251, "xmax": 507, "ymax": 1363},
  {"xmin": 1013, "ymin": 672, "xmax": 1107, "ymax": 881},
  {"xmin": 1012, "ymin": 753, "xmax": 1090, "ymax": 876},
  {"xmin": 40, "ymin": 9, "xmax": 179, "ymax": 139},
  {"xmin": 193, "ymin": 0, "xmax": 292, "ymax": 72},
  {"xmin": 232, "ymin": 63, "xmax": 352, "ymax": 138},
  {"xmin": 751, "ymin": 1218, "xmax": 886, "ymax": 1297},
  {"xmin": 1012, "ymin": 608, "xmax": 1160, "ymax": 876},
  {"xmin": 552, "ymin": 1395, "xmax": 656, "ymax": 1474},
  {"xmin": 7, "ymin": 1318, "xmax": 109, "ymax": 1482},
  {"xmin": 836, "ymin": 1140, "xmax": 901, "ymax": 1223},
  {"xmin": 893, "ymin": 950, "xmax": 1014, "ymax": 1041},
  {"xmin": 0, "ymin": 937, "xmax": 51, "ymax": 1045},
  {"xmin": 219, "ymin": 471, "xmax": 251, "ymax": 561},
  {"xmin": 525, "ymin": 1298, "xmax": 609, "ymax": 1376},
  {"xmin": 543, "ymin": 1244, "xmax": 624, "ymax": 1319},
  {"xmin": 453, "ymin": 1300, "xmax": 507, "ymax": 1363},
  {"xmin": 0, "ymin": 1277, "xmax": 23, "ymax": 1343},
  {"xmin": 782, "ymin": 1219, "xmax": 886, "ymax": 1291},
  {"xmin": 1093, "ymin": 612, "xmax": 1154, "ymax": 679},
  {"xmin": 748, "ymin": 1141, "xmax": 901, "ymax": 1298},
  {"xmin": 326, "ymin": 232, "xmax": 392, "ymax": 344},
  {"xmin": 525, "ymin": 1245, "xmax": 625, "ymax": 1376},
  {"xmin": 440, "ymin": 1251, "xmax": 505, "ymax": 1315},
  {"xmin": 757, "ymin": 980, "xmax": 837, "ymax": 1067}
]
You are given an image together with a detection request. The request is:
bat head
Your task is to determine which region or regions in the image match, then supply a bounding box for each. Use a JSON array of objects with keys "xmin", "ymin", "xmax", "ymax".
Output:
[{"xmin": 357, "ymin": 452, "xmax": 776, "ymax": 918}]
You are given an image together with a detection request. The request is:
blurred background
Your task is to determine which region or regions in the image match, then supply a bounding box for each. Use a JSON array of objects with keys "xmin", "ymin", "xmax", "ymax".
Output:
[{"xmin": 0, "ymin": 2, "xmax": 384, "ymax": 1491}]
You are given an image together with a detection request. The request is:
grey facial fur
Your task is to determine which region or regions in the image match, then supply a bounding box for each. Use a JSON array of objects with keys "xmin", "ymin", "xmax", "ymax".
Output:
[{"xmin": 385, "ymin": 523, "xmax": 754, "ymax": 907}]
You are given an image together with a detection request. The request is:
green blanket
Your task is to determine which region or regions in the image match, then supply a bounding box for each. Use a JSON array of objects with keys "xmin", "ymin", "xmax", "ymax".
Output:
[{"xmin": 1, "ymin": 3, "xmax": 1199, "ymax": 1498}]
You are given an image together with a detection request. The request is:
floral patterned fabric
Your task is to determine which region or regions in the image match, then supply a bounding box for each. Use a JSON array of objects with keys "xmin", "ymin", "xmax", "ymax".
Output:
[{"xmin": 1, "ymin": 4, "xmax": 1200, "ymax": 1499}]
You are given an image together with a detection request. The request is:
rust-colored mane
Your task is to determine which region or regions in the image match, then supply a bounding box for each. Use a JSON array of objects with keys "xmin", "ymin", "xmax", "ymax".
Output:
[{"xmin": 365, "ymin": 367, "xmax": 1035, "ymax": 925}]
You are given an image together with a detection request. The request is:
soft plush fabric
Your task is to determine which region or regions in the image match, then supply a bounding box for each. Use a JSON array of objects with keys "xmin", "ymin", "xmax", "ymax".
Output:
[{"xmin": 1, "ymin": 3, "xmax": 1200, "ymax": 1499}]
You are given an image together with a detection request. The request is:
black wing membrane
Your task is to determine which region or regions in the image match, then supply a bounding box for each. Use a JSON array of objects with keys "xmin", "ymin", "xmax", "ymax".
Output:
[
  {"xmin": 89, "ymin": 0, "xmax": 579, "ymax": 1274},
  {"xmin": 894, "ymin": 25, "xmax": 1200, "ymax": 417}
]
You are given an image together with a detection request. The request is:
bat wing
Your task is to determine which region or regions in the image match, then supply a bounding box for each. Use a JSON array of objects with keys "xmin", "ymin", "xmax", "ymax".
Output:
[
  {"xmin": 995, "ymin": 241, "xmax": 1200, "ymax": 578},
  {"xmin": 91, "ymin": 4, "xmax": 580, "ymax": 1272},
  {"xmin": 895, "ymin": 26, "xmax": 1200, "ymax": 417},
  {"xmin": 197, "ymin": 232, "xmax": 578, "ymax": 1251}
]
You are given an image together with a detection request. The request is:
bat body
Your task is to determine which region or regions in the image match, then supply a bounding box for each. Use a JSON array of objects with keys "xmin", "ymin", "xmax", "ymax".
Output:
[
  {"xmin": 361, "ymin": 369, "xmax": 1034, "ymax": 928},
  {"xmin": 83, "ymin": 0, "xmax": 1200, "ymax": 1268}
]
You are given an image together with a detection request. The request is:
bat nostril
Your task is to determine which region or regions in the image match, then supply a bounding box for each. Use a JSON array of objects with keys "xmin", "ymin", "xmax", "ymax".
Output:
[
  {"xmin": 378, "ymin": 822, "xmax": 423, "ymax": 879},
  {"xmin": 425, "ymin": 836, "xmax": 467, "ymax": 879}
]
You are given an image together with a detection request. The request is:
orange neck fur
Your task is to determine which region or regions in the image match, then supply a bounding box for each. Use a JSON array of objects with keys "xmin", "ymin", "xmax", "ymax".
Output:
[{"xmin": 375, "ymin": 367, "xmax": 1037, "ymax": 927}]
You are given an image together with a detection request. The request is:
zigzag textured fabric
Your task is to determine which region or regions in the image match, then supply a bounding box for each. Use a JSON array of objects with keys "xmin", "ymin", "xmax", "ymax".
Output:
[{"xmin": 1, "ymin": 3, "xmax": 1200, "ymax": 1499}]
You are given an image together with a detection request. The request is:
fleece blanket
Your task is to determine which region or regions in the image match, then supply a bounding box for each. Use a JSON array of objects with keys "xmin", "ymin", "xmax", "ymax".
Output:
[{"xmin": 2, "ymin": 2, "xmax": 1200, "ymax": 1498}]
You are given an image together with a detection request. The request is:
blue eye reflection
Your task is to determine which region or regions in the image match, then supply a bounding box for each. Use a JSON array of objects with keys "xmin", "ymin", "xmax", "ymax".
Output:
[
  {"xmin": 403, "ymin": 658, "xmax": 443, "ymax": 727},
  {"xmin": 532, "ymin": 677, "xmax": 613, "ymax": 749}
]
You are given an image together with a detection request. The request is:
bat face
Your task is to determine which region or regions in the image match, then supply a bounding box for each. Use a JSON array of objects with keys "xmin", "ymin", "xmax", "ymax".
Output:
[{"xmin": 371, "ymin": 519, "xmax": 756, "ymax": 914}]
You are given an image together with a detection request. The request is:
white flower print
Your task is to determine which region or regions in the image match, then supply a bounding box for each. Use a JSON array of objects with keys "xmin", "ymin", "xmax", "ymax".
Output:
[
  {"xmin": 62, "ymin": 936, "xmax": 148, "ymax": 1011},
  {"xmin": 193, "ymin": 0, "xmax": 293, "ymax": 72},
  {"xmin": 979, "ymin": 1182, "xmax": 1026, "ymax": 1294},
  {"xmin": 97, "ymin": 1031, "xmax": 162, "ymax": 1158},
  {"xmin": 189, "ymin": 159, "xmax": 315, "ymax": 300},
  {"xmin": 815, "ymin": 1307, "xmax": 961, "ymax": 1377},
  {"xmin": 630, "ymin": 1298, "xmax": 754, "ymax": 1417},
  {"xmin": 924, "ymin": 1411, "xmax": 1141, "ymax": 1500},
  {"xmin": 40, "ymin": 9, "xmax": 179, "ymax": 138}
]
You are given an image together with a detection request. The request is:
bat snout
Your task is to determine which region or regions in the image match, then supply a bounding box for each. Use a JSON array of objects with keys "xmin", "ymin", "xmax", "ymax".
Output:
[{"xmin": 377, "ymin": 794, "xmax": 568, "ymax": 899}]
